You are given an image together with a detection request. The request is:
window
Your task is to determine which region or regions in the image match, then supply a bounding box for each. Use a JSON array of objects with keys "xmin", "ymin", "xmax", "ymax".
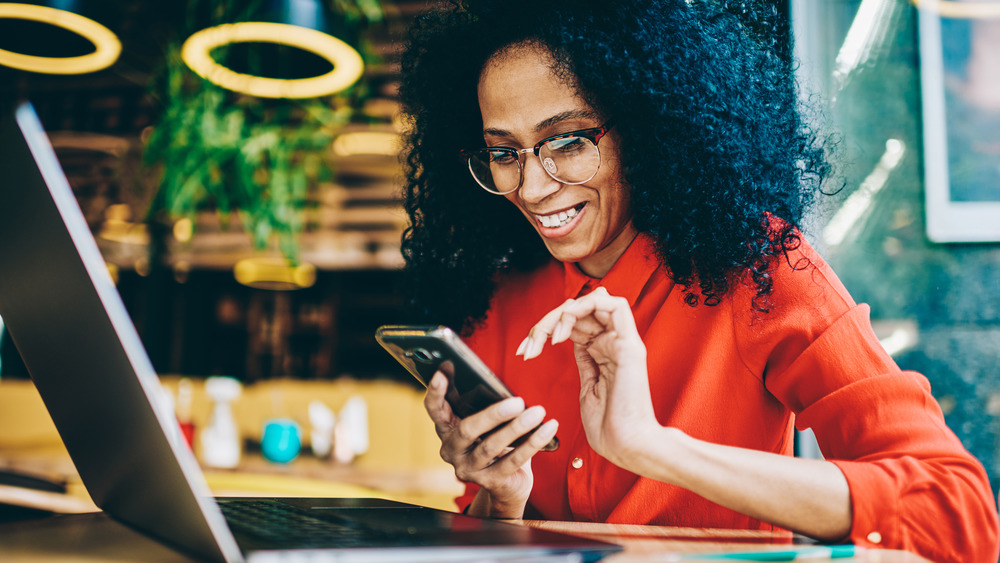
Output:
[{"xmin": 793, "ymin": 0, "xmax": 1000, "ymax": 491}]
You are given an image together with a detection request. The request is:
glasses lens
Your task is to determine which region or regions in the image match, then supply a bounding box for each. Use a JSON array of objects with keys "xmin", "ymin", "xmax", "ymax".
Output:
[
  {"xmin": 468, "ymin": 149, "xmax": 520, "ymax": 193},
  {"xmin": 539, "ymin": 136, "xmax": 601, "ymax": 184}
]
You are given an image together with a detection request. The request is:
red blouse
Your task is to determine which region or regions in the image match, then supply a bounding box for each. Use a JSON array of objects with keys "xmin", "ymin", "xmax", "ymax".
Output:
[{"xmin": 458, "ymin": 234, "xmax": 999, "ymax": 563}]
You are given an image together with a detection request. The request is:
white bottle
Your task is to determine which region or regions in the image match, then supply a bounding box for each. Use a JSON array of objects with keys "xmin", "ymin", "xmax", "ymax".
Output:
[
  {"xmin": 200, "ymin": 376, "xmax": 242, "ymax": 469},
  {"xmin": 308, "ymin": 400, "xmax": 336, "ymax": 459}
]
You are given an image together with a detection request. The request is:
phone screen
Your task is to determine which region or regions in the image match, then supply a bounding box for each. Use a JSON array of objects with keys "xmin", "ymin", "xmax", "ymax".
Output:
[
  {"xmin": 375, "ymin": 325, "xmax": 511, "ymax": 418},
  {"xmin": 375, "ymin": 325, "xmax": 558, "ymax": 451}
]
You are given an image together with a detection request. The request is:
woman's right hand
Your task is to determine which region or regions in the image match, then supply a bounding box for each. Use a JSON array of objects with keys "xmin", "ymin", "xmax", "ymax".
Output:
[{"xmin": 423, "ymin": 371, "xmax": 559, "ymax": 519}]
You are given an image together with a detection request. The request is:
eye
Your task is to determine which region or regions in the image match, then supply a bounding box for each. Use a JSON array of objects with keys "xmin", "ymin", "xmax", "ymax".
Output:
[
  {"xmin": 488, "ymin": 149, "xmax": 518, "ymax": 165},
  {"xmin": 546, "ymin": 136, "xmax": 587, "ymax": 154}
]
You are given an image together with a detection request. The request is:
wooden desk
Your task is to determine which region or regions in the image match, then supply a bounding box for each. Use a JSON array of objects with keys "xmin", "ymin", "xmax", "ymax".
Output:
[
  {"xmin": 518, "ymin": 521, "xmax": 931, "ymax": 562},
  {"xmin": 0, "ymin": 419, "xmax": 930, "ymax": 563},
  {"xmin": 0, "ymin": 511, "xmax": 931, "ymax": 562},
  {"xmin": 0, "ymin": 450, "xmax": 930, "ymax": 562}
]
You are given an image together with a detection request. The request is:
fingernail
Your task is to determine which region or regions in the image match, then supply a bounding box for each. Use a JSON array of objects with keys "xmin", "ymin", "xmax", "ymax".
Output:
[
  {"xmin": 526, "ymin": 337, "xmax": 544, "ymax": 359},
  {"xmin": 515, "ymin": 336, "xmax": 531, "ymax": 356},
  {"xmin": 553, "ymin": 320, "xmax": 569, "ymax": 344},
  {"xmin": 430, "ymin": 372, "xmax": 445, "ymax": 388},
  {"xmin": 498, "ymin": 397, "xmax": 525, "ymax": 417},
  {"xmin": 538, "ymin": 419, "xmax": 558, "ymax": 437},
  {"xmin": 521, "ymin": 406, "xmax": 545, "ymax": 427}
]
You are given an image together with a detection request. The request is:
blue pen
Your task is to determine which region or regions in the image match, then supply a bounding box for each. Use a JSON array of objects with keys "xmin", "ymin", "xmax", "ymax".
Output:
[{"xmin": 679, "ymin": 545, "xmax": 859, "ymax": 561}]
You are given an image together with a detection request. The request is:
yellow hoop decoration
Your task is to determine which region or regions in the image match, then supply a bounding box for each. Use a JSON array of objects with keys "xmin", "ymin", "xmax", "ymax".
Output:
[
  {"xmin": 332, "ymin": 131, "xmax": 401, "ymax": 156},
  {"xmin": 0, "ymin": 3, "xmax": 121, "ymax": 74},
  {"xmin": 181, "ymin": 21, "xmax": 364, "ymax": 99},
  {"xmin": 912, "ymin": 0, "xmax": 1000, "ymax": 18},
  {"xmin": 234, "ymin": 257, "xmax": 316, "ymax": 290}
]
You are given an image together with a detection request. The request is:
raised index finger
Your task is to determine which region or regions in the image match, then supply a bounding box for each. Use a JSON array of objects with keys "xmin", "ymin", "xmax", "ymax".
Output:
[
  {"xmin": 561, "ymin": 287, "xmax": 640, "ymax": 341},
  {"xmin": 516, "ymin": 298, "xmax": 577, "ymax": 359}
]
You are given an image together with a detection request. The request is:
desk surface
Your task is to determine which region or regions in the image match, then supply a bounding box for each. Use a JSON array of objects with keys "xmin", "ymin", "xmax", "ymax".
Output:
[
  {"xmin": 0, "ymin": 444, "xmax": 930, "ymax": 562},
  {"xmin": 519, "ymin": 520, "xmax": 930, "ymax": 562},
  {"xmin": 0, "ymin": 511, "xmax": 931, "ymax": 562}
]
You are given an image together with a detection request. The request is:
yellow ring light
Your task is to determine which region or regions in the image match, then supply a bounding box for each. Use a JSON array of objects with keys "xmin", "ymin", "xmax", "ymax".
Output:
[
  {"xmin": 912, "ymin": 0, "xmax": 1000, "ymax": 18},
  {"xmin": 181, "ymin": 21, "xmax": 364, "ymax": 99},
  {"xmin": 332, "ymin": 131, "xmax": 401, "ymax": 156},
  {"xmin": 0, "ymin": 3, "xmax": 121, "ymax": 74},
  {"xmin": 234, "ymin": 257, "xmax": 317, "ymax": 290}
]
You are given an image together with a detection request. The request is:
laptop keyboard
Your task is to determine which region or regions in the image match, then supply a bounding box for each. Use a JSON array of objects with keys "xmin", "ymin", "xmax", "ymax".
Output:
[{"xmin": 218, "ymin": 500, "xmax": 406, "ymax": 549}]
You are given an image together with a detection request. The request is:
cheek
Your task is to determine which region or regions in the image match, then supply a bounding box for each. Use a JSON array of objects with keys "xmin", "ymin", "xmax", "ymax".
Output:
[
  {"xmin": 603, "ymin": 193, "xmax": 629, "ymax": 227},
  {"xmin": 596, "ymin": 168, "xmax": 630, "ymax": 224},
  {"xmin": 595, "ymin": 147, "xmax": 626, "ymax": 198}
]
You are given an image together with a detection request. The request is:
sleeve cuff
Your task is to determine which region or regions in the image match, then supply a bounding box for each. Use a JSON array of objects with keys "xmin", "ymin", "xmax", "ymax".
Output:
[
  {"xmin": 830, "ymin": 459, "xmax": 900, "ymax": 549},
  {"xmin": 455, "ymin": 482, "xmax": 480, "ymax": 514}
]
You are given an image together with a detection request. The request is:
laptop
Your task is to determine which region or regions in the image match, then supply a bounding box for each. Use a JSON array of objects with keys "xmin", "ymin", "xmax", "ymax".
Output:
[{"xmin": 0, "ymin": 102, "xmax": 621, "ymax": 563}]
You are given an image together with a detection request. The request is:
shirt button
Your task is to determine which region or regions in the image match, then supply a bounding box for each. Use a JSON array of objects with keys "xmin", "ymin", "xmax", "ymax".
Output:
[
  {"xmin": 867, "ymin": 531, "xmax": 882, "ymax": 544},
  {"xmin": 571, "ymin": 457, "xmax": 583, "ymax": 469}
]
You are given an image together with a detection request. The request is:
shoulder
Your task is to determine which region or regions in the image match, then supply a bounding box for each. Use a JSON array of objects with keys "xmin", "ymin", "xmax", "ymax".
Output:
[
  {"xmin": 728, "ymin": 236, "xmax": 867, "ymax": 378},
  {"xmin": 735, "ymin": 235, "xmax": 856, "ymax": 325}
]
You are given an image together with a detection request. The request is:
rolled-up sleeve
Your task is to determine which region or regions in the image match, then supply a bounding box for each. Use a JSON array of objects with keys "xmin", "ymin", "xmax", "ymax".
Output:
[
  {"xmin": 762, "ymin": 300, "xmax": 999, "ymax": 562},
  {"xmin": 800, "ymin": 371, "xmax": 998, "ymax": 562}
]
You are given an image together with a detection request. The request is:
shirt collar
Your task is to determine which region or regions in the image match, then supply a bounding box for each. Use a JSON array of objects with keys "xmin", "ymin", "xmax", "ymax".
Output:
[{"xmin": 562, "ymin": 233, "xmax": 662, "ymax": 306}]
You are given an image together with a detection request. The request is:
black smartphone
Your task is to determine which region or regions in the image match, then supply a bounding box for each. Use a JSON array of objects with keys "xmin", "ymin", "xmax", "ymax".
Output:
[{"xmin": 375, "ymin": 324, "xmax": 559, "ymax": 452}]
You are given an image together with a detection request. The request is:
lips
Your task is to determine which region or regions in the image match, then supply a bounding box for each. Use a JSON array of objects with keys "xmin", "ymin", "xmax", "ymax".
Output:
[{"xmin": 534, "ymin": 203, "xmax": 585, "ymax": 229}]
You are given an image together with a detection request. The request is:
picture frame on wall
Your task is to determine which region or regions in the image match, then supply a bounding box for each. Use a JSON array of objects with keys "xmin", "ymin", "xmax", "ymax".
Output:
[{"xmin": 917, "ymin": 3, "xmax": 1000, "ymax": 243}]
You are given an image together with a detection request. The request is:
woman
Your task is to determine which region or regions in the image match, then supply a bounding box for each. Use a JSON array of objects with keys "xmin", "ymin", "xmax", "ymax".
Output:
[{"xmin": 396, "ymin": 2, "xmax": 999, "ymax": 561}]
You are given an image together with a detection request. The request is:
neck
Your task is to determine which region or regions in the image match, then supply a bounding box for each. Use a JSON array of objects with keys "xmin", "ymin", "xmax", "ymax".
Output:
[{"xmin": 576, "ymin": 227, "xmax": 639, "ymax": 278}]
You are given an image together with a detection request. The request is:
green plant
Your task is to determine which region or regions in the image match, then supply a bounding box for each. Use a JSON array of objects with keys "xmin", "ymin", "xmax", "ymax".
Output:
[
  {"xmin": 143, "ymin": 46, "xmax": 352, "ymax": 259},
  {"xmin": 142, "ymin": 0, "xmax": 383, "ymax": 261}
]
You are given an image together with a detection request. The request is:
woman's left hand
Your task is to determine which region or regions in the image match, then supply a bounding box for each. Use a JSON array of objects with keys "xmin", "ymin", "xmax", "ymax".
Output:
[
  {"xmin": 519, "ymin": 287, "xmax": 855, "ymax": 542},
  {"xmin": 517, "ymin": 286, "xmax": 659, "ymax": 466}
]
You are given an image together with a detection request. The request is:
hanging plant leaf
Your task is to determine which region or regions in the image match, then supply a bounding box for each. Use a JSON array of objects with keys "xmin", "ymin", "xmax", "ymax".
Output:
[{"xmin": 142, "ymin": 41, "xmax": 352, "ymax": 259}]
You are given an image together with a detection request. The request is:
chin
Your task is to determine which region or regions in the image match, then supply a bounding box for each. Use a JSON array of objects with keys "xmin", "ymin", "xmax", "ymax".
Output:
[{"xmin": 542, "ymin": 243, "xmax": 590, "ymax": 265}]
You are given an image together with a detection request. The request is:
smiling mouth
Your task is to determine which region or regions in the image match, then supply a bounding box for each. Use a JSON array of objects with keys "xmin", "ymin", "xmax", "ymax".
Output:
[{"xmin": 535, "ymin": 203, "xmax": 585, "ymax": 228}]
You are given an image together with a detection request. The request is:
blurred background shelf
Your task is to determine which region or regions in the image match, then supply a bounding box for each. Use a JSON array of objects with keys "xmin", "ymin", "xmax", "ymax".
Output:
[
  {"xmin": 0, "ymin": 376, "xmax": 462, "ymax": 522},
  {"xmin": 0, "ymin": 0, "xmax": 430, "ymax": 384}
]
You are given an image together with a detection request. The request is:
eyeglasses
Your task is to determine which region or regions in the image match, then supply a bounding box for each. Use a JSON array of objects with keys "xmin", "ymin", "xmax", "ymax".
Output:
[{"xmin": 463, "ymin": 121, "xmax": 614, "ymax": 195}]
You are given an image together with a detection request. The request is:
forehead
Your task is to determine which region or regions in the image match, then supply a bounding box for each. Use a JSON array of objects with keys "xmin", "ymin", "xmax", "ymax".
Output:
[{"xmin": 477, "ymin": 43, "xmax": 595, "ymax": 134}]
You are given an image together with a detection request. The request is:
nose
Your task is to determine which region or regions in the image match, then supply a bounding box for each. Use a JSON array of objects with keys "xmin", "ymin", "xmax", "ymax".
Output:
[{"xmin": 517, "ymin": 154, "xmax": 561, "ymax": 204}]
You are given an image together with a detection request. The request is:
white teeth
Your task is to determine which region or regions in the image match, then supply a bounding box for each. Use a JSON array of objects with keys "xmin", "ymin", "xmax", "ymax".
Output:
[{"xmin": 536, "ymin": 206, "xmax": 580, "ymax": 228}]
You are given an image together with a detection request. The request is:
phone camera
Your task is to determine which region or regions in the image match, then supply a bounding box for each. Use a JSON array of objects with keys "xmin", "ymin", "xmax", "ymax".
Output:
[{"xmin": 405, "ymin": 348, "xmax": 440, "ymax": 363}]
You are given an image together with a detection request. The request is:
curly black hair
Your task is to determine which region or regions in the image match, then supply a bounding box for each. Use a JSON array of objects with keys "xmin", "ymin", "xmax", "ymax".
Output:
[{"xmin": 397, "ymin": 0, "xmax": 832, "ymax": 334}]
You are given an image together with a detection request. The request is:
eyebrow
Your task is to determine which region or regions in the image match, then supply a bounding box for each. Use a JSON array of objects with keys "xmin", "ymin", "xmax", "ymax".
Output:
[{"xmin": 482, "ymin": 109, "xmax": 601, "ymax": 138}]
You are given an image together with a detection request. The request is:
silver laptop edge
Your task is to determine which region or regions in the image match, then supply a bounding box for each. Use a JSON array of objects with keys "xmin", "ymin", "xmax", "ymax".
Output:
[{"xmin": 0, "ymin": 102, "xmax": 243, "ymax": 562}]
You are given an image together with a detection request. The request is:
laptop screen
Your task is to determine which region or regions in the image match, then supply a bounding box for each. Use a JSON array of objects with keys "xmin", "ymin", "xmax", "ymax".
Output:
[{"xmin": 0, "ymin": 102, "xmax": 241, "ymax": 562}]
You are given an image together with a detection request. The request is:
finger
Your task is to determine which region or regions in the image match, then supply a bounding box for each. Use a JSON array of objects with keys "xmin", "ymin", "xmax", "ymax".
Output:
[
  {"xmin": 524, "ymin": 294, "xmax": 617, "ymax": 359},
  {"xmin": 519, "ymin": 298, "xmax": 577, "ymax": 359},
  {"xmin": 451, "ymin": 396, "xmax": 526, "ymax": 452},
  {"xmin": 521, "ymin": 289, "xmax": 639, "ymax": 360},
  {"xmin": 489, "ymin": 419, "xmax": 560, "ymax": 472},
  {"xmin": 587, "ymin": 285, "xmax": 611, "ymax": 298},
  {"xmin": 562, "ymin": 313, "xmax": 605, "ymax": 344},
  {"xmin": 471, "ymin": 405, "xmax": 546, "ymax": 465},
  {"xmin": 551, "ymin": 311, "xmax": 578, "ymax": 344},
  {"xmin": 561, "ymin": 289, "xmax": 634, "ymax": 333},
  {"xmin": 605, "ymin": 294, "xmax": 643, "ymax": 342}
]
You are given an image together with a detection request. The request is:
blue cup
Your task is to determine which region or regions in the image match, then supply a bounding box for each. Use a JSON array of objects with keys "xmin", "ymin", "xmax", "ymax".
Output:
[{"xmin": 261, "ymin": 418, "xmax": 301, "ymax": 463}]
